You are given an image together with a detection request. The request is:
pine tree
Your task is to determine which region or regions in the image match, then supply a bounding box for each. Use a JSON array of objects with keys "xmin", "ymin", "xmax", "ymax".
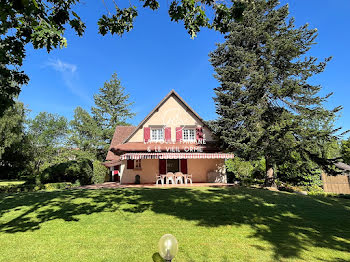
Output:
[
  {"xmin": 91, "ymin": 73, "xmax": 135, "ymax": 145},
  {"xmin": 210, "ymin": 0, "xmax": 343, "ymax": 187}
]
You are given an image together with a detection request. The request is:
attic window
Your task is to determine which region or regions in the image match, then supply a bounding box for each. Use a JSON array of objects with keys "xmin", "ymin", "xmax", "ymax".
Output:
[
  {"xmin": 183, "ymin": 128, "xmax": 195, "ymax": 141},
  {"xmin": 151, "ymin": 128, "xmax": 164, "ymax": 141}
]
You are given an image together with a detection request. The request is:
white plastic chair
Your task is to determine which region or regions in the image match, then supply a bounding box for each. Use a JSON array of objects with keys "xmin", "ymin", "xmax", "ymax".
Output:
[
  {"xmin": 166, "ymin": 172, "xmax": 175, "ymax": 184},
  {"xmin": 185, "ymin": 174, "xmax": 192, "ymax": 185},
  {"xmin": 175, "ymin": 172, "xmax": 184, "ymax": 184},
  {"xmin": 156, "ymin": 174, "xmax": 164, "ymax": 186}
]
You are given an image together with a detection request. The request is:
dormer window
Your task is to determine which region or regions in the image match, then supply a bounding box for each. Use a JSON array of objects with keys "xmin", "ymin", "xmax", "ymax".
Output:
[
  {"xmin": 183, "ymin": 128, "xmax": 196, "ymax": 141},
  {"xmin": 151, "ymin": 128, "xmax": 164, "ymax": 142}
]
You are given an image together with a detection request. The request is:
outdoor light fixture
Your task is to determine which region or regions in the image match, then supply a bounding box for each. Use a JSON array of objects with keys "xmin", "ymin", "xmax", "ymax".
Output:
[{"xmin": 158, "ymin": 234, "xmax": 178, "ymax": 262}]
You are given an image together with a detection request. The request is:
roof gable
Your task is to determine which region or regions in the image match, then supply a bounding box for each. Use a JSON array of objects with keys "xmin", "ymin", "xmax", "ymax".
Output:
[{"xmin": 124, "ymin": 90, "xmax": 212, "ymax": 143}]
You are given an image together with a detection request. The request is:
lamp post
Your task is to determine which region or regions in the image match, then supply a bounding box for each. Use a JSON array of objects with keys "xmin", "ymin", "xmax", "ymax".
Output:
[{"xmin": 158, "ymin": 234, "xmax": 178, "ymax": 262}]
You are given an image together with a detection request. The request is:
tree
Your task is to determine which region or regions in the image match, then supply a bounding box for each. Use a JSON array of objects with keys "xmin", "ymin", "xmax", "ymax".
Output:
[
  {"xmin": 91, "ymin": 73, "xmax": 135, "ymax": 146},
  {"xmin": 210, "ymin": 0, "xmax": 343, "ymax": 187},
  {"xmin": 28, "ymin": 112, "xmax": 68, "ymax": 172},
  {"xmin": 69, "ymin": 106, "xmax": 102, "ymax": 155},
  {"xmin": 0, "ymin": 102, "xmax": 26, "ymax": 157},
  {"xmin": 0, "ymin": 101, "xmax": 32, "ymax": 180},
  {"xmin": 70, "ymin": 74, "xmax": 135, "ymax": 159},
  {"xmin": 0, "ymin": 0, "xmax": 85, "ymax": 116},
  {"xmin": 341, "ymin": 138, "xmax": 350, "ymax": 165},
  {"xmin": 0, "ymin": 0, "xmax": 246, "ymax": 116}
]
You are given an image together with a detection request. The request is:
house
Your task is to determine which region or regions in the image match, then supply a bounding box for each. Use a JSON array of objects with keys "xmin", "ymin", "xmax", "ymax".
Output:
[{"xmin": 103, "ymin": 90, "xmax": 234, "ymax": 184}]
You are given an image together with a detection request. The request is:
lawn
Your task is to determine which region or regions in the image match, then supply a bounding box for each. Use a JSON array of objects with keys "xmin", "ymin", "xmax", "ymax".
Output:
[
  {"xmin": 0, "ymin": 180, "xmax": 25, "ymax": 186},
  {"xmin": 0, "ymin": 187, "xmax": 349, "ymax": 262}
]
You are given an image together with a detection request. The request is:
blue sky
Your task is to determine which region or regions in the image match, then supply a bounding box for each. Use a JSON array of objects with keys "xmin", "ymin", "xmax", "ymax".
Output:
[{"xmin": 20, "ymin": 0, "xmax": 350, "ymax": 137}]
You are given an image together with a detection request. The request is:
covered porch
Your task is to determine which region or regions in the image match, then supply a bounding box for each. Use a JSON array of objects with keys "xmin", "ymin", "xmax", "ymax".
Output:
[{"xmin": 112, "ymin": 152, "xmax": 234, "ymax": 185}]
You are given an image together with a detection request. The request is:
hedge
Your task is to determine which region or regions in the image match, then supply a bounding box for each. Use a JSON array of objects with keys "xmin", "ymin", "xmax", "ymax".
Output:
[
  {"xmin": 0, "ymin": 182, "xmax": 73, "ymax": 194},
  {"xmin": 40, "ymin": 158, "xmax": 93, "ymax": 185},
  {"xmin": 92, "ymin": 160, "xmax": 108, "ymax": 184}
]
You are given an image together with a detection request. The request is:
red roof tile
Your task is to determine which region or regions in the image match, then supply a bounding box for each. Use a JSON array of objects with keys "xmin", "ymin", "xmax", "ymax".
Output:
[{"xmin": 105, "ymin": 126, "xmax": 136, "ymax": 161}]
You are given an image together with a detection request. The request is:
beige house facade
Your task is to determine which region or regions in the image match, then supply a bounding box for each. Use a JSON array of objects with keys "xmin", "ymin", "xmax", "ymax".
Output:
[{"xmin": 103, "ymin": 90, "xmax": 233, "ymax": 184}]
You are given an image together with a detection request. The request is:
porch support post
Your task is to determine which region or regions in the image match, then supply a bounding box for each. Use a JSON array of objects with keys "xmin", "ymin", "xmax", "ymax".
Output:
[{"xmin": 119, "ymin": 162, "xmax": 125, "ymax": 185}]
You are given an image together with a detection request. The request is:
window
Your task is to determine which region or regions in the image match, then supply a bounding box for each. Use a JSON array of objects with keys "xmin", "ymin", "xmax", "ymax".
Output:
[
  {"xmin": 151, "ymin": 128, "xmax": 164, "ymax": 141},
  {"xmin": 135, "ymin": 159, "xmax": 142, "ymax": 169},
  {"xmin": 183, "ymin": 128, "xmax": 195, "ymax": 141},
  {"xmin": 167, "ymin": 159, "xmax": 179, "ymax": 173}
]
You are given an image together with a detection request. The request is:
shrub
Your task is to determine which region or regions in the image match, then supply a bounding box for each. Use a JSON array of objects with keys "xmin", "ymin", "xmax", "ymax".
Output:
[
  {"xmin": 40, "ymin": 158, "xmax": 93, "ymax": 185},
  {"xmin": 92, "ymin": 160, "xmax": 108, "ymax": 184},
  {"xmin": 226, "ymin": 158, "xmax": 254, "ymax": 180},
  {"xmin": 0, "ymin": 184, "xmax": 37, "ymax": 194},
  {"xmin": 0, "ymin": 182, "xmax": 75, "ymax": 194},
  {"xmin": 43, "ymin": 182, "xmax": 73, "ymax": 191},
  {"xmin": 226, "ymin": 157, "xmax": 265, "ymax": 184},
  {"xmin": 307, "ymin": 191, "xmax": 350, "ymax": 200}
]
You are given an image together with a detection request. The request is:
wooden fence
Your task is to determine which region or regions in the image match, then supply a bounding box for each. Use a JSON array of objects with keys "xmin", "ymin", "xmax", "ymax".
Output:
[{"xmin": 322, "ymin": 173, "xmax": 350, "ymax": 194}]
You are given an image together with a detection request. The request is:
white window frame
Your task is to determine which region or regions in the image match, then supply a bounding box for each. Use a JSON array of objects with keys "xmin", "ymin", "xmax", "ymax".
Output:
[
  {"xmin": 151, "ymin": 128, "xmax": 164, "ymax": 142},
  {"xmin": 183, "ymin": 128, "xmax": 196, "ymax": 142},
  {"xmin": 135, "ymin": 159, "xmax": 142, "ymax": 169}
]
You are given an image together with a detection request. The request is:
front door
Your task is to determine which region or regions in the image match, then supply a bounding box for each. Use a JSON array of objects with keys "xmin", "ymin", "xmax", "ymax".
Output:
[{"xmin": 167, "ymin": 159, "xmax": 179, "ymax": 173}]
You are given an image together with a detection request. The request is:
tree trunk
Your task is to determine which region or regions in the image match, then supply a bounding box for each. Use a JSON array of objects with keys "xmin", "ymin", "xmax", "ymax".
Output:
[{"xmin": 264, "ymin": 156, "xmax": 277, "ymax": 188}]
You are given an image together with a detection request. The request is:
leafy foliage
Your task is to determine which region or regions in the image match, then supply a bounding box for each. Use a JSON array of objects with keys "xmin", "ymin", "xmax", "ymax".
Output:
[
  {"xmin": 226, "ymin": 157, "xmax": 255, "ymax": 180},
  {"xmin": 277, "ymin": 151, "xmax": 323, "ymax": 187},
  {"xmin": 0, "ymin": 0, "xmax": 85, "ymax": 115},
  {"xmin": 28, "ymin": 112, "xmax": 68, "ymax": 172},
  {"xmin": 92, "ymin": 160, "xmax": 108, "ymax": 184},
  {"xmin": 40, "ymin": 158, "xmax": 93, "ymax": 185},
  {"xmin": 1, "ymin": 0, "xmax": 247, "ymax": 116},
  {"xmin": 0, "ymin": 101, "xmax": 33, "ymax": 180},
  {"xmin": 69, "ymin": 106, "xmax": 102, "ymax": 154},
  {"xmin": 0, "ymin": 102, "xmax": 26, "ymax": 157},
  {"xmin": 42, "ymin": 182, "xmax": 74, "ymax": 190},
  {"xmin": 226, "ymin": 157, "xmax": 265, "ymax": 184},
  {"xmin": 210, "ymin": 0, "xmax": 343, "ymax": 185},
  {"xmin": 341, "ymin": 138, "xmax": 350, "ymax": 165}
]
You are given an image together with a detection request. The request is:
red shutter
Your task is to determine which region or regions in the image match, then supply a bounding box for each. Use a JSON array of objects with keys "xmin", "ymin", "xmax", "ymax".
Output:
[
  {"xmin": 144, "ymin": 127, "xmax": 150, "ymax": 142},
  {"xmin": 159, "ymin": 159, "xmax": 166, "ymax": 174},
  {"xmin": 196, "ymin": 127, "xmax": 203, "ymax": 143},
  {"xmin": 180, "ymin": 159, "xmax": 188, "ymax": 174},
  {"xmin": 127, "ymin": 160, "xmax": 134, "ymax": 169},
  {"xmin": 165, "ymin": 127, "xmax": 171, "ymax": 142},
  {"xmin": 176, "ymin": 127, "xmax": 182, "ymax": 142}
]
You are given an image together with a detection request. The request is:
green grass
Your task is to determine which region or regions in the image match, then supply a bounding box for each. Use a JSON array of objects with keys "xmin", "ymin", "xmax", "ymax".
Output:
[
  {"xmin": 0, "ymin": 180, "xmax": 25, "ymax": 186},
  {"xmin": 0, "ymin": 187, "xmax": 349, "ymax": 262}
]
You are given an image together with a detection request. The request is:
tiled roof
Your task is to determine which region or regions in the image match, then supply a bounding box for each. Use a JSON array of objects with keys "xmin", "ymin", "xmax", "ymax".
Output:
[
  {"xmin": 102, "ymin": 159, "xmax": 122, "ymax": 167},
  {"xmin": 105, "ymin": 126, "xmax": 136, "ymax": 161}
]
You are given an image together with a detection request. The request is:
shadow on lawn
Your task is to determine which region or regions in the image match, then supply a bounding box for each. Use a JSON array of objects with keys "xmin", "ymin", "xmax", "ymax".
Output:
[{"xmin": 1, "ymin": 187, "xmax": 350, "ymax": 261}]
